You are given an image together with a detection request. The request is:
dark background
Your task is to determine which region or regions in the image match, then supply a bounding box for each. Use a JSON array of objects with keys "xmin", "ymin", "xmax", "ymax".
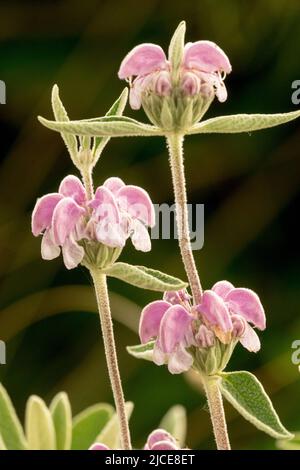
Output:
[{"xmin": 0, "ymin": 0, "xmax": 300, "ymax": 449}]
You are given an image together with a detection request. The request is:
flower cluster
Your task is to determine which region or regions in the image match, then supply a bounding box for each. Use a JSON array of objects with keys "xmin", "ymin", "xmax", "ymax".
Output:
[
  {"xmin": 139, "ymin": 281, "xmax": 266, "ymax": 374},
  {"xmin": 32, "ymin": 175, "xmax": 155, "ymax": 269},
  {"xmin": 89, "ymin": 428, "xmax": 181, "ymax": 450},
  {"xmin": 118, "ymin": 40, "xmax": 231, "ymax": 129}
]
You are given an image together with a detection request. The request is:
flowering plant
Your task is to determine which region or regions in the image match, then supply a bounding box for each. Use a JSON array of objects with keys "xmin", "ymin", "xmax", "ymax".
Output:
[{"xmin": 32, "ymin": 21, "xmax": 300, "ymax": 449}]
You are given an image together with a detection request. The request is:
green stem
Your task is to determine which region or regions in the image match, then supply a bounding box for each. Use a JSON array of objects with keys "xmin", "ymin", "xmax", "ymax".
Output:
[
  {"xmin": 167, "ymin": 133, "xmax": 203, "ymax": 304},
  {"xmin": 81, "ymin": 165, "xmax": 94, "ymax": 200},
  {"xmin": 90, "ymin": 269, "xmax": 132, "ymax": 450},
  {"xmin": 203, "ymin": 377, "xmax": 231, "ymax": 450}
]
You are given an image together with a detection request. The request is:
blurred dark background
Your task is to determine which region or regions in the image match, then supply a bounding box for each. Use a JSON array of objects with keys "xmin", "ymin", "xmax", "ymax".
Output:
[{"xmin": 0, "ymin": 0, "xmax": 300, "ymax": 450}]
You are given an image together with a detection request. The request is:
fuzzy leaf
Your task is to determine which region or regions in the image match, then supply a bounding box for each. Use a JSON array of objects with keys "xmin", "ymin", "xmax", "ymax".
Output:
[
  {"xmin": 159, "ymin": 405, "xmax": 187, "ymax": 446},
  {"xmin": 0, "ymin": 433, "xmax": 6, "ymax": 450},
  {"xmin": 104, "ymin": 263, "xmax": 188, "ymax": 291},
  {"xmin": 96, "ymin": 402, "xmax": 133, "ymax": 449},
  {"xmin": 0, "ymin": 383, "xmax": 27, "ymax": 450},
  {"xmin": 277, "ymin": 432, "xmax": 300, "ymax": 450},
  {"xmin": 38, "ymin": 115, "xmax": 162, "ymax": 137},
  {"xmin": 71, "ymin": 403, "xmax": 114, "ymax": 450},
  {"xmin": 93, "ymin": 88, "xmax": 128, "ymax": 162},
  {"xmin": 220, "ymin": 371, "xmax": 293, "ymax": 439},
  {"xmin": 51, "ymin": 84, "xmax": 78, "ymax": 161},
  {"xmin": 188, "ymin": 110, "xmax": 300, "ymax": 135},
  {"xmin": 127, "ymin": 341, "xmax": 155, "ymax": 361},
  {"xmin": 168, "ymin": 21, "xmax": 186, "ymax": 74},
  {"xmin": 25, "ymin": 396, "xmax": 56, "ymax": 450},
  {"xmin": 50, "ymin": 392, "xmax": 72, "ymax": 450}
]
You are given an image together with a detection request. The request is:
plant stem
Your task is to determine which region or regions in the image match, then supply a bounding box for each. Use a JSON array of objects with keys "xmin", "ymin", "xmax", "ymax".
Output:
[
  {"xmin": 90, "ymin": 269, "xmax": 132, "ymax": 450},
  {"xmin": 203, "ymin": 377, "xmax": 231, "ymax": 450},
  {"xmin": 81, "ymin": 165, "xmax": 94, "ymax": 199},
  {"xmin": 167, "ymin": 133, "xmax": 203, "ymax": 304}
]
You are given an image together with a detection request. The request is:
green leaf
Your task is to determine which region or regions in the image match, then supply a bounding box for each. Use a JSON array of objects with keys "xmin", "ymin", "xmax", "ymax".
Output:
[
  {"xmin": 93, "ymin": 88, "xmax": 128, "ymax": 162},
  {"xmin": 96, "ymin": 402, "xmax": 133, "ymax": 449},
  {"xmin": 71, "ymin": 403, "xmax": 114, "ymax": 450},
  {"xmin": 277, "ymin": 432, "xmax": 300, "ymax": 450},
  {"xmin": 0, "ymin": 383, "xmax": 27, "ymax": 450},
  {"xmin": 168, "ymin": 21, "xmax": 186, "ymax": 75},
  {"xmin": 38, "ymin": 115, "xmax": 162, "ymax": 138},
  {"xmin": 188, "ymin": 110, "xmax": 300, "ymax": 135},
  {"xmin": 127, "ymin": 341, "xmax": 155, "ymax": 361},
  {"xmin": 0, "ymin": 433, "xmax": 7, "ymax": 450},
  {"xmin": 25, "ymin": 395, "xmax": 56, "ymax": 450},
  {"xmin": 51, "ymin": 84, "xmax": 78, "ymax": 161},
  {"xmin": 220, "ymin": 371, "xmax": 293, "ymax": 439},
  {"xmin": 104, "ymin": 262, "xmax": 188, "ymax": 291},
  {"xmin": 50, "ymin": 392, "xmax": 72, "ymax": 450},
  {"xmin": 159, "ymin": 405, "xmax": 187, "ymax": 446}
]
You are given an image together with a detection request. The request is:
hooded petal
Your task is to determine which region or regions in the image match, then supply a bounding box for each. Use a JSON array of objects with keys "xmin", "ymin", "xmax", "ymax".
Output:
[
  {"xmin": 159, "ymin": 305, "xmax": 193, "ymax": 354},
  {"xmin": 52, "ymin": 197, "xmax": 85, "ymax": 245},
  {"xmin": 90, "ymin": 186, "xmax": 120, "ymax": 223},
  {"xmin": 225, "ymin": 288, "xmax": 266, "ymax": 330},
  {"xmin": 41, "ymin": 229, "xmax": 60, "ymax": 260},
  {"xmin": 184, "ymin": 40, "xmax": 232, "ymax": 74},
  {"xmin": 118, "ymin": 43, "xmax": 167, "ymax": 79},
  {"xmin": 130, "ymin": 219, "xmax": 151, "ymax": 252},
  {"xmin": 62, "ymin": 235, "xmax": 85, "ymax": 270},
  {"xmin": 59, "ymin": 175, "xmax": 86, "ymax": 204},
  {"xmin": 89, "ymin": 443, "xmax": 110, "ymax": 450},
  {"xmin": 139, "ymin": 300, "xmax": 171, "ymax": 343},
  {"xmin": 167, "ymin": 343, "xmax": 193, "ymax": 374},
  {"xmin": 103, "ymin": 177, "xmax": 125, "ymax": 195},
  {"xmin": 239, "ymin": 322, "xmax": 261, "ymax": 352},
  {"xmin": 117, "ymin": 185, "xmax": 155, "ymax": 227},
  {"xmin": 198, "ymin": 290, "xmax": 233, "ymax": 333},
  {"xmin": 31, "ymin": 193, "xmax": 63, "ymax": 236},
  {"xmin": 212, "ymin": 280, "xmax": 234, "ymax": 299},
  {"xmin": 146, "ymin": 429, "xmax": 177, "ymax": 449}
]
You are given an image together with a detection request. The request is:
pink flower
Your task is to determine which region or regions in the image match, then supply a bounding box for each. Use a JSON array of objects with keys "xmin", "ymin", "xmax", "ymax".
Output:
[
  {"xmin": 31, "ymin": 175, "xmax": 87, "ymax": 269},
  {"xmin": 139, "ymin": 289, "xmax": 196, "ymax": 374},
  {"xmin": 32, "ymin": 175, "xmax": 155, "ymax": 269},
  {"xmin": 197, "ymin": 281, "xmax": 266, "ymax": 352},
  {"xmin": 139, "ymin": 282, "xmax": 266, "ymax": 374},
  {"xmin": 89, "ymin": 429, "xmax": 180, "ymax": 450},
  {"xmin": 118, "ymin": 41, "xmax": 231, "ymax": 110},
  {"xmin": 89, "ymin": 177, "xmax": 155, "ymax": 252}
]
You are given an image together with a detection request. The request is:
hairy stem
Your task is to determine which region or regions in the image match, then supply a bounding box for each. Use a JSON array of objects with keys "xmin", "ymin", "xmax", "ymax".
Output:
[
  {"xmin": 167, "ymin": 133, "xmax": 203, "ymax": 304},
  {"xmin": 81, "ymin": 165, "xmax": 94, "ymax": 200},
  {"xmin": 203, "ymin": 377, "xmax": 231, "ymax": 450},
  {"xmin": 90, "ymin": 269, "xmax": 132, "ymax": 450}
]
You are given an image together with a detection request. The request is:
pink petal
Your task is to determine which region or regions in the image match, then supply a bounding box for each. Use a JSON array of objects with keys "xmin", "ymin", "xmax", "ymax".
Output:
[
  {"xmin": 90, "ymin": 186, "xmax": 120, "ymax": 224},
  {"xmin": 239, "ymin": 322, "xmax": 261, "ymax": 352},
  {"xmin": 195, "ymin": 324, "xmax": 215, "ymax": 348},
  {"xmin": 198, "ymin": 290, "xmax": 232, "ymax": 333},
  {"xmin": 95, "ymin": 219, "xmax": 126, "ymax": 248},
  {"xmin": 184, "ymin": 40, "xmax": 232, "ymax": 74},
  {"xmin": 146, "ymin": 429, "xmax": 176, "ymax": 449},
  {"xmin": 231, "ymin": 314, "xmax": 246, "ymax": 337},
  {"xmin": 212, "ymin": 280, "xmax": 234, "ymax": 299},
  {"xmin": 52, "ymin": 197, "xmax": 85, "ymax": 245},
  {"xmin": 152, "ymin": 342, "xmax": 166, "ymax": 366},
  {"xmin": 139, "ymin": 300, "xmax": 171, "ymax": 343},
  {"xmin": 103, "ymin": 177, "xmax": 125, "ymax": 195},
  {"xmin": 151, "ymin": 441, "xmax": 179, "ymax": 450},
  {"xmin": 225, "ymin": 288, "xmax": 266, "ymax": 330},
  {"xmin": 167, "ymin": 343, "xmax": 193, "ymax": 374},
  {"xmin": 117, "ymin": 185, "xmax": 155, "ymax": 227},
  {"xmin": 89, "ymin": 443, "xmax": 110, "ymax": 450},
  {"xmin": 118, "ymin": 43, "xmax": 167, "ymax": 79},
  {"xmin": 62, "ymin": 235, "xmax": 85, "ymax": 269},
  {"xmin": 41, "ymin": 229, "xmax": 60, "ymax": 260},
  {"xmin": 59, "ymin": 175, "xmax": 86, "ymax": 204},
  {"xmin": 163, "ymin": 289, "xmax": 191, "ymax": 305},
  {"xmin": 154, "ymin": 71, "xmax": 172, "ymax": 96},
  {"xmin": 31, "ymin": 193, "xmax": 63, "ymax": 236},
  {"xmin": 159, "ymin": 305, "xmax": 193, "ymax": 354},
  {"xmin": 181, "ymin": 71, "xmax": 201, "ymax": 96},
  {"xmin": 130, "ymin": 219, "xmax": 151, "ymax": 252},
  {"xmin": 214, "ymin": 79, "xmax": 228, "ymax": 102}
]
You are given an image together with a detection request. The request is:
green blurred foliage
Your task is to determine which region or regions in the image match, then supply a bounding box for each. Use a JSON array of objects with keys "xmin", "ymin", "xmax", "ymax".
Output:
[{"xmin": 0, "ymin": 0, "xmax": 300, "ymax": 449}]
